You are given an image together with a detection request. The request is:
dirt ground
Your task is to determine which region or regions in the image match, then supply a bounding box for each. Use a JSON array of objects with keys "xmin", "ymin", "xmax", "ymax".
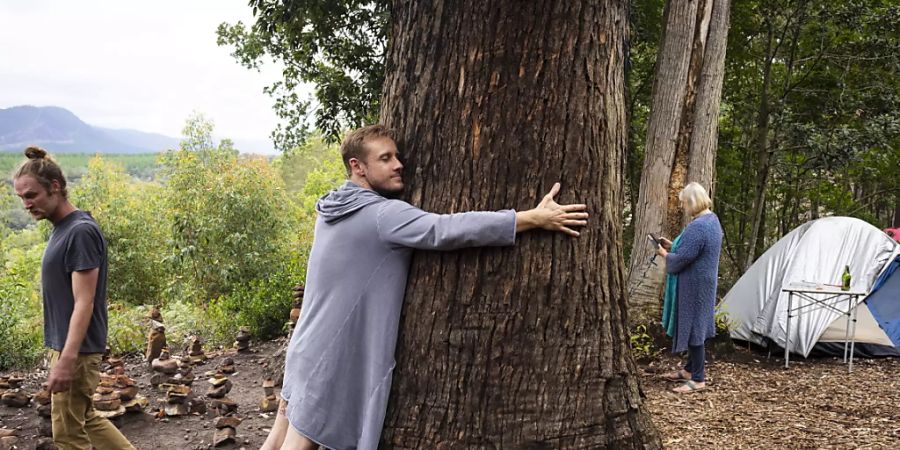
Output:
[
  {"xmin": 642, "ymin": 347, "xmax": 900, "ymax": 449},
  {"xmin": 2, "ymin": 340, "xmax": 898, "ymax": 449},
  {"xmin": 1, "ymin": 338, "xmax": 289, "ymax": 450}
]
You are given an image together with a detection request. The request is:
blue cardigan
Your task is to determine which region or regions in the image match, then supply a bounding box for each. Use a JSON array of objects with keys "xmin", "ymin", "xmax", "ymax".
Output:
[{"xmin": 665, "ymin": 213, "xmax": 723, "ymax": 352}]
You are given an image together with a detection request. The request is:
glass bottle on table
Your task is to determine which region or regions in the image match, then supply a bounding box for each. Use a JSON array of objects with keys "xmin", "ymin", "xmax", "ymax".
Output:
[{"xmin": 841, "ymin": 265, "xmax": 851, "ymax": 291}]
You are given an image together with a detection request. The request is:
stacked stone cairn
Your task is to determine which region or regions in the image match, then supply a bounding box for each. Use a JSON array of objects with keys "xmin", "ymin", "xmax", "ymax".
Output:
[
  {"xmin": 218, "ymin": 357, "xmax": 236, "ymax": 375},
  {"xmin": 212, "ymin": 415, "xmax": 242, "ymax": 447},
  {"xmin": 92, "ymin": 384, "xmax": 125, "ymax": 420},
  {"xmin": 234, "ymin": 327, "xmax": 251, "ymax": 352},
  {"xmin": 171, "ymin": 354, "xmax": 196, "ymax": 386},
  {"xmin": 99, "ymin": 366, "xmax": 147, "ymax": 417},
  {"xmin": 33, "ymin": 384, "xmax": 52, "ymax": 437},
  {"xmin": 150, "ymin": 349, "xmax": 179, "ymax": 386},
  {"xmin": 206, "ymin": 372, "xmax": 237, "ymax": 416},
  {"xmin": 186, "ymin": 335, "xmax": 207, "ymax": 365},
  {"xmin": 145, "ymin": 320, "xmax": 167, "ymax": 364},
  {"xmin": 106, "ymin": 355, "xmax": 125, "ymax": 373},
  {"xmin": 162, "ymin": 383, "xmax": 192, "ymax": 416},
  {"xmin": 288, "ymin": 283, "xmax": 304, "ymax": 333},
  {"xmin": 0, "ymin": 375, "xmax": 29, "ymax": 408},
  {"xmin": 259, "ymin": 377, "xmax": 278, "ymax": 413}
]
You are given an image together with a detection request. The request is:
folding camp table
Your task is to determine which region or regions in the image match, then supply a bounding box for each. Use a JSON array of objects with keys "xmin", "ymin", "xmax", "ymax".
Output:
[{"xmin": 781, "ymin": 283, "xmax": 867, "ymax": 372}]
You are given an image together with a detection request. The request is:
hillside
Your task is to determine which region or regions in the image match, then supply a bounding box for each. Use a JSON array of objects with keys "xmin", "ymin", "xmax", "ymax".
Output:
[{"xmin": 0, "ymin": 106, "xmax": 179, "ymax": 154}]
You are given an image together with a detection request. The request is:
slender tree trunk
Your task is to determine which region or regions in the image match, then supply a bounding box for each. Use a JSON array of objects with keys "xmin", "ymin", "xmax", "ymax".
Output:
[
  {"xmin": 626, "ymin": 0, "xmax": 730, "ymax": 326},
  {"xmin": 743, "ymin": 25, "xmax": 774, "ymax": 272},
  {"xmin": 893, "ymin": 201, "xmax": 900, "ymax": 227},
  {"xmin": 379, "ymin": 1, "xmax": 660, "ymax": 447}
]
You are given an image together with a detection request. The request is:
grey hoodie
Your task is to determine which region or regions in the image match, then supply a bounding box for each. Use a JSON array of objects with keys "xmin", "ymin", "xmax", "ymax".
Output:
[{"xmin": 282, "ymin": 181, "xmax": 516, "ymax": 449}]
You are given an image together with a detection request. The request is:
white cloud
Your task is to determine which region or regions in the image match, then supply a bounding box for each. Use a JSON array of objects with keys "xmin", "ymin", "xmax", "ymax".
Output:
[{"xmin": 0, "ymin": 0, "xmax": 302, "ymax": 152}]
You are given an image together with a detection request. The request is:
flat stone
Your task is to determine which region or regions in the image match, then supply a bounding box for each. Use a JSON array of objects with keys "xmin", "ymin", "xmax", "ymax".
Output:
[
  {"xmin": 33, "ymin": 389, "xmax": 51, "ymax": 405},
  {"xmin": 0, "ymin": 436, "xmax": 18, "ymax": 450},
  {"xmin": 118, "ymin": 385, "xmax": 139, "ymax": 401},
  {"xmin": 94, "ymin": 405, "xmax": 126, "ymax": 419},
  {"xmin": 164, "ymin": 403, "xmax": 190, "ymax": 417},
  {"xmin": 94, "ymin": 398, "xmax": 122, "ymax": 411},
  {"xmin": 214, "ymin": 415, "xmax": 242, "ymax": 429},
  {"xmin": 0, "ymin": 389, "xmax": 30, "ymax": 407},
  {"xmin": 123, "ymin": 396, "xmax": 149, "ymax": 413},
  {"xmin": 189, "ymin": 398, "xmax": 208, "ymax": 414},
  {"xmin": 259, "ymin": 396, "xmax": 278, "ymax": 413},
  {"xmin": 212, "ymin": 427, "xmax": 236, "ymax": 447}
]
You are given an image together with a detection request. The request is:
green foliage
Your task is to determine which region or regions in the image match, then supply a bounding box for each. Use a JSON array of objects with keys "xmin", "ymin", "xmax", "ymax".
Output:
[
  {"xmin": 297, "ymin": 152, "xmax": 346, "ymax": 214},
  {"xmin": 714, "ymin": 309, "xmax": 735, "ymax": 335},
  {"xmin": 276, "ymin": 133, "xmax": 343, "ymax": 193},
  {"xmin": 106, "ymin": 303, "xmax": 147, "ymax": 355},
  {"xmin": 71, "ymin": 157, "xmax": 169, "ymax": 305},
  {"xmin": 160, "ymin": 116, "xmax": 300, "ymax": 303},
  {"xmin": 0, "ymin": 113, "xmax": 326, "ymax": 366},
  {"xmin": 208, "ymin": 261, "xmax": 296, "ymax": 342},
  {"xmin": 0, "ymin": 231, "xmax": 45, "ymax": 370},
  {"xmin": 160, "ymin": 298, "xmax": 230, "ymax": 349},
  {"xmin": 0, "ymin": 152, "xmax": 161, "ymax": 182},
  {"xmin": 217, "ymin": 0, "xmax": 389, "ymax": 147},
  {"xmin": 629, "ymin": 324, "xmax": 661, "ymax": 360}
]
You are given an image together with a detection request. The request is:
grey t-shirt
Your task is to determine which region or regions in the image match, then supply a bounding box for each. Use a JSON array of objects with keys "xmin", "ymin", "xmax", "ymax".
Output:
[{"xmin": 41, "ymin": 210, "xmax": 108, "ymax": 353}]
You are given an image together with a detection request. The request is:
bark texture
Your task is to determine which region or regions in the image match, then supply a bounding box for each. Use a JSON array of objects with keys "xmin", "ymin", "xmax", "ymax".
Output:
[
  {"xmin": 379, "ymin": 1, "xmax": 661, "ymax": 448},
  {"xmin": 625, "ymin": 0, "xmax": 730, "ymax": 326}
]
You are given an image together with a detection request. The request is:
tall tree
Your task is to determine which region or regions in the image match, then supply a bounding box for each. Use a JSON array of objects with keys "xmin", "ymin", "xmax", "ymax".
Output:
[
  {"xmin": 625, "ymin": 0, "xmax": 731, "ymax": 326},
  {"xmin": 715, "ymin": 0, "xmax": 899, "ymax": 279},
  {"xmin": 378, "ymin": 1, "xmax": 660, "ymax": 447}
]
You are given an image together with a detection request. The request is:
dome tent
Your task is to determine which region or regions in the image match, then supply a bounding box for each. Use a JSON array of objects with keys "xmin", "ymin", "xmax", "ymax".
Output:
[{"xmin": 720, "ymin": 217, "xmax": 900, "ymax": 357}]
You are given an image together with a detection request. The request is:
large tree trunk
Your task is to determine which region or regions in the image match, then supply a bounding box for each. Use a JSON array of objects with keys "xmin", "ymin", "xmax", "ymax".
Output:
[
  {"xmin": 379, "ymin": 1, "xmax": 661, "ymax": 448},
  {"xmin": 625, "ymin": 0, "xmax": 730, "ymax": 326}
]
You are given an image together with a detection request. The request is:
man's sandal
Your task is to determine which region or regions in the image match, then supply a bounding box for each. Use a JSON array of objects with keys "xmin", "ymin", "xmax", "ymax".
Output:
[
  {"xmin": 661, "ymin": 369, "xmax": 691, "ymax": 381},
  {"xmin": 672, "ymin": 380, "xmax": 706, "ymax": 393}
]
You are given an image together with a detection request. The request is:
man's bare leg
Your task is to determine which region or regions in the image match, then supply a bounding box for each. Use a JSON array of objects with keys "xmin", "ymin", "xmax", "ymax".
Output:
[
  {"xmin": 259, "ymin": 399, "xmax": 291, "ymax": 450},
  {"xmin": 280, "ymin": 424, "xmax": 318, "ymax": 450}
]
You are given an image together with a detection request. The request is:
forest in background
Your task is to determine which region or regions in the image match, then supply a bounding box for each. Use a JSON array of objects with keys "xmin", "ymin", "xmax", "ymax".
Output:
[{"xmin": 1, "ymin": 0, "xmax": 897, "ymax": 370}]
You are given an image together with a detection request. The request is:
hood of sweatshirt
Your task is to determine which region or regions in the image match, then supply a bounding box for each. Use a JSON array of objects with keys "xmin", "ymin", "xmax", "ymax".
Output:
[{"xmin": 315, "ymin": 181, "xmax": 386, "ymax": 224}]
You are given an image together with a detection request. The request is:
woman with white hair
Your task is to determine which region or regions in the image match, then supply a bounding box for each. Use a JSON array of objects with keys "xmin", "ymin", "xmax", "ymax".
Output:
[{"xmin": 656, "ymin": 182, "xmax": 723, "ymax": 393}]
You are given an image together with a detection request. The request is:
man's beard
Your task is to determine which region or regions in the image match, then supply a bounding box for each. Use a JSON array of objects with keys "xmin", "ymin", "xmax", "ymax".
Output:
[{"xmin": 373, "ymin": 185, "xmax": 403, "ymax": 199}]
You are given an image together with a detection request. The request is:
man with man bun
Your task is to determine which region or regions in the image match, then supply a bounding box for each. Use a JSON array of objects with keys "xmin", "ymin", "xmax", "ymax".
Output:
[{"xmin": 13, "ymin": 147, "xmax": 135, "ymax": 450}]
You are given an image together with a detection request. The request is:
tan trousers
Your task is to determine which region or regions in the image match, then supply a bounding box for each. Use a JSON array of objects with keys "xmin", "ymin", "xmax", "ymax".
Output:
[{"xmin": 49, "ymin": 350, "xmax": 136, "ymax": 450}]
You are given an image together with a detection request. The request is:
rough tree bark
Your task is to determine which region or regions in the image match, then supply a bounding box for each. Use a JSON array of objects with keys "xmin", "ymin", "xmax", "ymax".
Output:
[
  {"xmin": 625, "ymin": 0, "xmax": 730, "ymax": 326},
  {"xmin": 378, "ymin": 1, "xmax": 661, "ymax": 448}
]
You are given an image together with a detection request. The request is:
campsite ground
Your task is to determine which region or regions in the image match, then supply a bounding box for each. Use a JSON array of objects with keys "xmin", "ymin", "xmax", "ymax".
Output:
[
  {"xmin": 1, "ymin": 340, "xmax": 898, "ymax": 449},
  {"xmin": 644, "ymin": 347, "xmax": 900, "ymax": 449}
]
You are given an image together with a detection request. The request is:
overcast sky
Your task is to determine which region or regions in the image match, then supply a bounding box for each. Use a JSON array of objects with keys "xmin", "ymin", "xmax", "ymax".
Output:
[{"xmin": 0, "ymin": 0, "xmax": 294, "ymax": 152}]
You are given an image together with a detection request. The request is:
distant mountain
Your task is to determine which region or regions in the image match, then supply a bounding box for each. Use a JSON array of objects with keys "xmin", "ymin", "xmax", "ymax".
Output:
[
  {"xmin": 0, "ymin": 105, "xmax": 159, "ymax": 153},
  {"xmin": 96, "ymin": 127, "xmax": 180, "ymax": 153},
  {"xmin": 0, "ymin": 105, "xmax": 274, "ymax": 154}
]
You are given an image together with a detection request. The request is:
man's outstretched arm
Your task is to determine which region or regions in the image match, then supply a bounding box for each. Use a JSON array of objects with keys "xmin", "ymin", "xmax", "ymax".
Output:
[
  {"xmin": 377, "ymin": 182, "xmax": 588, "ymax": 250},
  {"xmin": 515, "ymin": 182, "xmax": 588, "ymax": 237}
]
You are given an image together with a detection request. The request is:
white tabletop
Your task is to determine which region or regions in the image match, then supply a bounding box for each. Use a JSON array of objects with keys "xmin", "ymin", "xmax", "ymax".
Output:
[{"xmin": 782, "ymin": 281, "xmax": 867, "ymax": 296}]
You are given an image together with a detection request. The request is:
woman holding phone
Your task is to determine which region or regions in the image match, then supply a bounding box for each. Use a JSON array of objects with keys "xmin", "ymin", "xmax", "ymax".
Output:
[{"xmin": 655, "ymin": 182, "xmax": 723, "ymax": 393}]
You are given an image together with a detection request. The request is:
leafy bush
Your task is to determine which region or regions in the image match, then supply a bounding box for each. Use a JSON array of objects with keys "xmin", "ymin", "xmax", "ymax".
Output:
[
  {"xmin": 160, "ymin": 116, "xmax": 301, "ymax": 305},
  {"xmin": 72, "ymin": 157, "xmax": 170, "ymax": 306},
  {"xmin": 629, "ymin": 324, "xmax": 661, "ymax": 360},
  {"xmin": 714, "ymin": 309, "xmax": 734, "ymax": 334},
  {"xmin": 106, "ymin": 303, "xmax": 147, "ymax": 356},
  {"xmin": 0, "ymin": 234, "xmax": 45, "ymax": 370},
  {"xmin": 160, "ymin": 298, "xmax": 229, "ymax": 350}
]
